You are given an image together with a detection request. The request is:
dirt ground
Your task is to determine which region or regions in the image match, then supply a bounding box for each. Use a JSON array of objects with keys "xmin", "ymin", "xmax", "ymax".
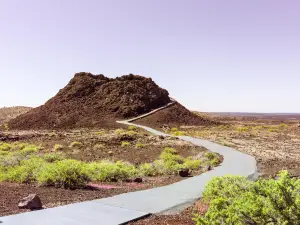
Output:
[
  {"xmin": 1, "ymin": 128, "xmax": 207, "ymax": 164},
  {"xmin": 179, "ymin": 120, "xmax": 300, "ymax": 178},
  {"xmin": 128, "ymin": 206, "xmax": 196, "ymax": 225},
  {"xmin": 0, "ymin": 176, "xmax": 188, "ymax": 217},
  {"xmin": 0, "ymin": 127, "xmax": 219, "ymax": 217}
]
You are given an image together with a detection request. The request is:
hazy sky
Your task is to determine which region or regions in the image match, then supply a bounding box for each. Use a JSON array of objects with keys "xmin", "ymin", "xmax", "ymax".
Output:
[{"xmin": 1, "ymin": 0, "xmax": 299, "ymax": 112}]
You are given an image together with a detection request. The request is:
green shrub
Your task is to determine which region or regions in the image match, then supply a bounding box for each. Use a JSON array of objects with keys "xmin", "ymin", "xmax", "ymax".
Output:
[
  {"xmin": 268, "ymin": 128, "xmax": 279, "ymax": 132},
  {"xmin": 4, "ymin": 158, "xmax": 46, "ymax": 183},
  {"xmin": 135, "ymin": 143, "xmax": 145, "ymax": 148},
  {"xmin": 43, "ymin": 152, "xmax": 65, "ymax": 163},
  {"xmin": 155, "ymin": 148, "xmax": 185, "ymax": 174},
  {"xmin": 87, "ymin": 160, "xmax": 138, "ymax": 182},
  {"xmin": 69, "ymin": 141, "xmax": 83, "ymax": 148},
  {"xmin": 278, "ymin": 123, "xmax": 288, "ymax": 129},
  {"xmin": 163, "ymin": 147, "xmax": 178, "ymax": 154},
  {"xmin": 125, "ymin": 130, "xmax": 138, "ymax": 136},
  {"xmin": 195, "ymin": 171, "xmax": 300, "ymax": 225},
  {"xmin": 0, "ymin": 154, "xmax": 23, "ymax": 167},
  {"xmin": 204, "ymin": 152, "xmax": 221, "ymax": 167},
  {"xmin": 154, "ymin": 159, "xmax": 185, "ymax": 174},
  {"xmin": 159, "ymin": 150, "xmax": 183, "ymax": 164},
  {"xmin": 171, "ymin": 127, "xmax": 179, "ymax": 132},
  {"xmin": 139, "ymin": 163, "xmax": 158, "ymax": 176},
  {"xmin": 183, "ymin": 158, "xmax": 201, "ymax": 170},
  {"xmin": 0, "ymin": 150, "xmax": 9, "ymax": 156},
  {"xmin": 253, "ymin": 125, "xmax": 264, "ymax": 130},
  {"xmin": 121, "ymin": 141, "xmax": 130, "ymax": 147},
  {"xmin": 172, "ymin": 131, "xmax": 186, "ymax": 136},
  {"xmin": 53, "ymin": 144, "xmax": 64, "ymax": 151},
  {"xmin": 204, "ymin": 152, "xmax": 216, "ymax": 161},
  {"xmin": 95, "ymin": 131, "xmax": 105, "ymax": 135},
  {"xmin": 0, "ymin": 165, "xmax": 5, "ymax": 181},
  {"xmin": 3, "ymin": 123, "xmax": 9, "ymax": 131},
  {"xmin": 236, "ymin": 126, "xmax": 250, "ymax": 132},
  {"xmin": 115, "ymin": 129, "xmax": 125, "ymax": 135},
  {"xmin": 37, "ymin": 159, "xmax": 89, "ymax": 189},
  {"xmin": 0, "ymin": 142, "xmax": 12, "ymax": 151},
  {"xmin": 128, "ymin": 125, "xmax": 137, "ymax": 131},
  {"xmin": 19, "ymin": 144, "xmax": 42, "ymax": 156}
]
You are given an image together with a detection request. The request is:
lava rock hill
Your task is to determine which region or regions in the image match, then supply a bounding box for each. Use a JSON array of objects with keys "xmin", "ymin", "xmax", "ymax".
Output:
[{"xmin": 9, "ymin": 72, "xmax": 217, "ymax": 130}]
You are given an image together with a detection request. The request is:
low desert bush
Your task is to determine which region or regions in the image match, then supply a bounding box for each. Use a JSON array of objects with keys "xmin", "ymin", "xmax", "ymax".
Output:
[
  {"xmin": 3, "ymin": 123, "xmax": 9, "ymax": 131},
  {"xmin": 128, "ymin": 125, "xmax": 137, "ymax": 131},
  {"xmin": 236, "ymin": 126, "xmax": 250, "ymax": 132},
  {"xmin": 160, "ymin": 148, "xmax": 183, "ymax": 163},
  {"xmin": 170, "ymin": 128, "xmax": 186, "ymax": 136},
  {"xmin": 155, "ymin": 147, "xmax": 185, "ymax": 174},
  {"xmin": 0, "ymin": 150, "xmax": 9, "ymax": 156},
  {"xmin": 172, "ymin": 131, "xmax": 187, "ymax": 136},
  {"xmin": 2, "ymin": 157, "xmax": 46, "ymax": 183},
  {"xmin": 19, "ymin": 144, "xmax": 42, "ymax": 156},
  {"xmin": 69, "ymin": 141, "xmax": 83, "ymax": 148},
  {"xmin": 95, "ymin": 131, "xmax": 105, "ymax": 135},
  {"xmin": 43, "ymin": 152, "xmax": 65, "ymax": 163},
  {"xmin": 268, "ymin": 127, "xmax": 279, "ymax": 133},
  {"xmin": 115, "ymin": 129, "xmax": 125, "ymax": 135},
  {"xmin": 252, "ymin": 125, "xmax": 264, "ymax": 130},
  {"xmin": 121, "ymin": 141, "xmax": 131, "ymax": 147},
  {"xmin": 135, "ymin": 143, "xmax": 145, "ymax": 148},
  {"xmin": 0, "ymin": 142, "xmax": 12, "ymax": 151},
  {"xmin": 53, "ymin": 144, "xmax": 64, "ymax": 151},
  {"xmin": 163, "ymin": 147, "xmax": 178, "ymax": 154},
  {"xmin": 87, "ymin": 160, "xmax": 138, "ymax": 182},
  {"xmin": 194, "ymin": 171, "xmax": 300, "ymax": 225},
  {"xmin": 171, "ymin": 127, "xmax": 179, "ymax": 132},
  {"xmin": 125, "ymin": 130, "xmax": 138, "ymax": 136},
  {"xmin": 139, "ymin": 163, "xmax": 158, "ymax": 176},
  {"xmin": 183, "ymin": 157, "xmax": 201, "ymax": 170},
  {"xmin": 204, "ymin": 152, "xmax": 221, "ymax": 167},
  {"xmin": 37, "ymin": 159, "xmax": 90, "ymax": 189},
  {"xmin": 278, "ymin": 123, "xmax": 288, "ymax": 129},
  {"xmin": 0, "ymin": 142, "xmax": 41, "ymax": 156}
]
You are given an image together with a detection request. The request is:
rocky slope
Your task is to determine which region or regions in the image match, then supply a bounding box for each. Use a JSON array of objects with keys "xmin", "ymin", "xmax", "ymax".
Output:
[
  {"xmin": 134, "ymin": 102, "xmax": 219, "ymax": 129},
  {"xmin": 9, "ymin": 73, "xmax": 171, "ymax": 129}
]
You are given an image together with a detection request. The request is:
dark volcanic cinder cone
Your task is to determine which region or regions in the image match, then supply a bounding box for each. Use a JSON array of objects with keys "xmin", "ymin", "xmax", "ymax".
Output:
[
  {"xmin": 134, "ymin": 102, "xmax": 219, "ymax": 129},
  {"xmin": 9, "ymin": 73, "xmax": 171, "ymax": 130}
]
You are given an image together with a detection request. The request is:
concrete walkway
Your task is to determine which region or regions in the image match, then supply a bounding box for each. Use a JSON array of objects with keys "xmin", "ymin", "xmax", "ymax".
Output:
[{"xmin": 0, "ymin": 104, "xmax": 258, "ymax": 225}]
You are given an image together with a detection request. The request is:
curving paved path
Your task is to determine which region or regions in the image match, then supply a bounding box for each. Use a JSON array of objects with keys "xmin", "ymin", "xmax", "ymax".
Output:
[{"xmin": 0, "ymin": 102, "xmax": 258, "ymax": 225}]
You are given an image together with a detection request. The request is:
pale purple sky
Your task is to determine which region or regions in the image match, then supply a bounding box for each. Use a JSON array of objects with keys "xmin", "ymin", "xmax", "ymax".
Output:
[{"xmin": 1, "ymin": 0, "xmax": 299, "ymax": 112}]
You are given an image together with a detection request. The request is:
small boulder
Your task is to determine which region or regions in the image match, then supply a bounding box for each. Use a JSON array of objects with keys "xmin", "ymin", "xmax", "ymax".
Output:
[
  {"xmin": 108, "ymin": 151, "xmax": 113, "ymax": 156},
  {"xmin": 179, "ymin": 168, "xmax": 190, "ymax": 177},
  {"xmin": 18, "ymin": 194, "xmax": 43, "ymax": 210},
  {"xmin": 134, "ymin": 177, "xmax": 143, "ymax": 183}
]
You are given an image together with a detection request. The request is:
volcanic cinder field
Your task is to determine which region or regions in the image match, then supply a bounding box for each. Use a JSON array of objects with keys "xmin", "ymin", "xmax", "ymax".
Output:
[{"xmin": 0, "ymin": 73, "xmax": 299, "ymax": 225}]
